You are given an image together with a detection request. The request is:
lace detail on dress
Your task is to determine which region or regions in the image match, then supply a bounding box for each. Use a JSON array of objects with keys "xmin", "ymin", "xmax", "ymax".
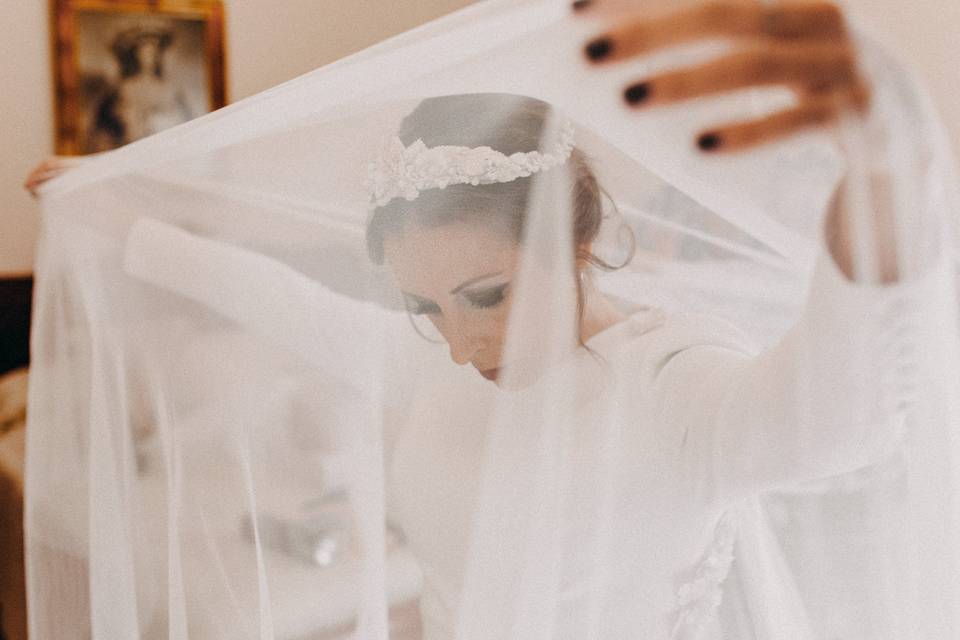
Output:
[{"xmin": 670, "ymin": 509, "xmax": 740, "ymax": 640}]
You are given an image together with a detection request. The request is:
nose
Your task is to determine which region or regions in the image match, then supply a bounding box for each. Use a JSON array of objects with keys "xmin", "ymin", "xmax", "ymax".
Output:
[{"xmin": 444, "ymin": 325, "xmax": 484, "ymax": 366}]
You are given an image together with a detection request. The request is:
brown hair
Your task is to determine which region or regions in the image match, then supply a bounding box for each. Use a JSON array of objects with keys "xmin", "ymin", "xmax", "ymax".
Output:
[{"xmin": 365, "ymin": 94, "xmax": 631, "ymax": 338}]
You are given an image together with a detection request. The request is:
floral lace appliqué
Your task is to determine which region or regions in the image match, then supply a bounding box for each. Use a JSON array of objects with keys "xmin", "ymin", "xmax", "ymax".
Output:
[{"xmin": 670, "ymin": 509, "xmax": 740, "ymax": 640}]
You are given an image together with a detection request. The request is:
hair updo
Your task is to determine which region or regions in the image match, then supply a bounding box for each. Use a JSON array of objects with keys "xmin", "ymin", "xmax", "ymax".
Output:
[{"xmin": 365, "ymin": 93, "xmax": 621, "ymax": 271}]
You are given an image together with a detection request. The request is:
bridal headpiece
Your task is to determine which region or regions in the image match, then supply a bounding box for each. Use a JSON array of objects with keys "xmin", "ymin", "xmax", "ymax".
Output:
[{"xmin": 368, "ymin": 120, "xmax": 575, "ymax": 207}]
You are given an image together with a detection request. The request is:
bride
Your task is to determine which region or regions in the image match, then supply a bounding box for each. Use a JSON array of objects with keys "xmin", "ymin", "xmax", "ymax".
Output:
[
  {"xmin": 364, "ymin": 88, "xmax": 925, "ymax": 636},
  {"xmin": 22, "ymin": 1, "xmax": 957, "ymax": 639}
]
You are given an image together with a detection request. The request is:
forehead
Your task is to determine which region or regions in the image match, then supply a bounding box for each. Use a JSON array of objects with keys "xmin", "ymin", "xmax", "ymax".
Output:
[{"xmin": 382, "ymin": 221, "xmax": 520, "ymax": 295}]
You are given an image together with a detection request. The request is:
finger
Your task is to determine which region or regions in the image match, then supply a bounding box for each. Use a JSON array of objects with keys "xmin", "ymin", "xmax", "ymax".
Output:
[
  {"xmin": 693, "ymin": 87, "xmax": 865, "ymax": 152},
  {"xmin": 805, "ymin": 77, "xmax": 870, "ymax": 112},
  {"xmin": 760, "ymin": 1, "xmax": 847, "ymax": 40},
  {"xmin": 24, "ymin": 177, "xmax": 42, "ymax": 197},
  {"xmin": 30, "ymin": 168, "xmax": 67, "ymax": 184},
  {"xmin": 24, "ymin": 177, "xmax": 46, "ymax": 197},
  {"xmin": 572, "ymin": 0, "xmax": 703, "ymax": 18},
  {"xmin": 35, "ymin": 156, "xmax": 79, "ymax": 174},
  {"xmin": 585, "ymin": 1, "xmax": 759, "ymax": 63},
  {"xmin": 38, "ymin": 157, "xmax": 67, "ymax": 173},
  {"xmin": 23, "ymin": 168, "xmax": 68, "ymax": 195},
  {"xmin": 584, "ymin": 0, "xmax": 847, "ymax": 64},
  {"xmin": 57, "ymin": 155, "xmax": 86, "ymax": 168},
  {"xmin": 24, "ymin": 159, "xmax": 61, "ymax": 190},
  {"xmin": 23, "ymin": 171, "xmax": 48, "ymax": 193},
  {"xmin": 621, "ymin": 43, "xmax": 856, "ymax": 106}
]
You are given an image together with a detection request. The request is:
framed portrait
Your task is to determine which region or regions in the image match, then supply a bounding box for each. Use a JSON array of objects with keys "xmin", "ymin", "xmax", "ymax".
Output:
[{"xmin": 51, "ymin": 0, "xmax": 227, "ymax": 155}]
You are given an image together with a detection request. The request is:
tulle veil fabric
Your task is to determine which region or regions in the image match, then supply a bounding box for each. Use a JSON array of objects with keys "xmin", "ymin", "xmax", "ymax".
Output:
[{"xmin": 25, "ymin": 1, "xmax": 960, "ymax": 638}]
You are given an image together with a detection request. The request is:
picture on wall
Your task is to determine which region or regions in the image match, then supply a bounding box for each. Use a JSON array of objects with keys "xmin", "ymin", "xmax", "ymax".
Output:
[{"xmin": 52, "ymin": 0, "xmax": 227, "ymax": 155}]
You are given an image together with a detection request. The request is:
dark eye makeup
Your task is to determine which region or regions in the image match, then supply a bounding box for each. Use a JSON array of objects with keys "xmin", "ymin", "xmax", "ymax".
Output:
[
  {"xmin": 405, "ymin": 295, "xmax": 441, "ymax": 316},
  {"xmin": 404, "ymin": 283, "xmax": 510, "ymax": 315},
  {"xmin": 462, "ymin": 283, "xmax": 510, "ymax": 309}
]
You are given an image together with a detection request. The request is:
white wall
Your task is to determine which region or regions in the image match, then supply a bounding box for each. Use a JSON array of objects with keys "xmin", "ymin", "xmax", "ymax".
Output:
[
  {"xmin": 846, "ymin": 0, "xmax": 960, "ymax": 147},
  {"xmin": 1, "ymin": 0, "xmax": 957, "ymax": 275},
  {"xmin": 225, "ymin": 0, "xmax": 475, "ymax": 102},
  {"xmin": 0, "ymin": 1, "xmax": 53, "ymax": 276}
]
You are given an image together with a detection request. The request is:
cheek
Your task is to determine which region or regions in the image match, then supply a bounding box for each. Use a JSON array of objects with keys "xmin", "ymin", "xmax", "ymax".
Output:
[
  {"xmin": 480, "ymin": 299, "xmax": 516, "ymax": 349},
  {"xmin": 481, "ymin": 308, "xmax": 511, "ymax": 347}
]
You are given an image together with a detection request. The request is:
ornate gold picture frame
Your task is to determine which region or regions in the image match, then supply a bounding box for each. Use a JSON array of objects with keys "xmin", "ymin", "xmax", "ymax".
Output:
[{"xmin": 51, "ymin": 0, "xmax": 227, "ymax": 155}]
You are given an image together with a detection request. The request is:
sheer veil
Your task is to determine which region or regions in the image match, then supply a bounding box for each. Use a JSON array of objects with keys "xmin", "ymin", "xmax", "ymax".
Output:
[{"xmin": 26, "ymin": 1, "xmax": 960, "ymax": 638}]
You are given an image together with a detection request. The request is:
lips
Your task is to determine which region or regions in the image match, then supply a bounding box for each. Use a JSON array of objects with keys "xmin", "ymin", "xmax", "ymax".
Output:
[{"xmin": 477, "ymin": 367, "xmax": 500, "ymax": 382}]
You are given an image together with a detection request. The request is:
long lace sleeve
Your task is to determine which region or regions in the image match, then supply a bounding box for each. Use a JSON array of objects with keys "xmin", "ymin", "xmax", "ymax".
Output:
[{"xmin": 654, "ymin": 239, "xmax": 947, "ymax": 507}]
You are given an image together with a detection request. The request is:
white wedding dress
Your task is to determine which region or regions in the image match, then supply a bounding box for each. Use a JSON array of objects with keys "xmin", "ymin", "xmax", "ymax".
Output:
[{"xmin": 387, "ymin": 247, "xmax": 941, "ymax": 640}]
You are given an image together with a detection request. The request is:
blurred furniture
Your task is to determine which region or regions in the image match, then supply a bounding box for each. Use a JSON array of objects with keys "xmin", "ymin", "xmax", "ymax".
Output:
[
  {"xmin": 0, "ymin": 275, "xmax": 30, "ymax": 640},
  {"xmin": 0, "ymin": 368, "xmax": 28, "ymax": 640},
  {"xmin": 0, "ymin": 277, "xmax": 31, "ymax": 376}
]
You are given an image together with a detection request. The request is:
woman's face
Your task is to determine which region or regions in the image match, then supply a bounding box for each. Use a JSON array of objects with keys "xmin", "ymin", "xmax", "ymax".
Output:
[
  {"xmin": 383, "ymin": 221, "xmax": 522, "ymax": 383},
  {"xmin": 136, "ymin": 37, "xmax": 163, "ymax": 70}
]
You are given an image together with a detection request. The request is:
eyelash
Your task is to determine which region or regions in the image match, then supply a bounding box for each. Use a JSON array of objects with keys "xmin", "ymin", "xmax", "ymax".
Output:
[
  {"xmin": 407, "ymin": 284, "xmax": 509, "ymax": 315},
  {"xmin": 409, "ymin": 300, "xmax": 440, "ymax": 316},
  {"xmin": 464, "ymin": 284, "xmax": 509, "ymax": 309}
]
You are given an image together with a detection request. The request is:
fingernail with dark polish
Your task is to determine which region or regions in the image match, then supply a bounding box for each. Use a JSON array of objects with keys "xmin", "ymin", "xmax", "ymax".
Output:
[
  {"xmin": 624, "ymin": 82, "xmax": 651, "ymax": 105},
  {"xmin": 572, "ymin": 0, "xmax": 593, "ymax": 11},
  {"xmin": 585, "ymin": 38, "xmax": 613, "ymax": 62},
  {"xmin": 697, "ymin": 132, "xmax": 723, "ymax": 152}
]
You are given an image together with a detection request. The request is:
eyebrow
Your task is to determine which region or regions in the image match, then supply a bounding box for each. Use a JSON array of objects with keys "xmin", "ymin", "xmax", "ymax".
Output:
[{"xmin": 450, "ymin": 272, "xmax": 504, "ymax": 295}]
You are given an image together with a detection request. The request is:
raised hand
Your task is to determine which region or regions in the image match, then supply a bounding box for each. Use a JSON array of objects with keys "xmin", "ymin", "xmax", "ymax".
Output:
[
  {"xmin": 23, "ymin": 156, "xmax": 87, "ymax": 197},
  {"xmin": 577, "ymin": 0, "xmax": 870, "ymax": 152}
]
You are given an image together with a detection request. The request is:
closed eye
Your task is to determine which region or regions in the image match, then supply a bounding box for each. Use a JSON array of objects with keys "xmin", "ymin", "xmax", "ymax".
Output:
[
  {"xmin": 462, "ymin": 283, "xmax": 510, "ymax": 309},
  {"xmin": 404, "ymin": 294, "xmax": 441, "ymax": 316}
]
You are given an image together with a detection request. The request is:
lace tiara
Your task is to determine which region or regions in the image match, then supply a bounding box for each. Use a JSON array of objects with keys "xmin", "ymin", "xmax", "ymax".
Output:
[{"xmin": 367, "ymin": 120, "xmax": 575, "ymax": 208}]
